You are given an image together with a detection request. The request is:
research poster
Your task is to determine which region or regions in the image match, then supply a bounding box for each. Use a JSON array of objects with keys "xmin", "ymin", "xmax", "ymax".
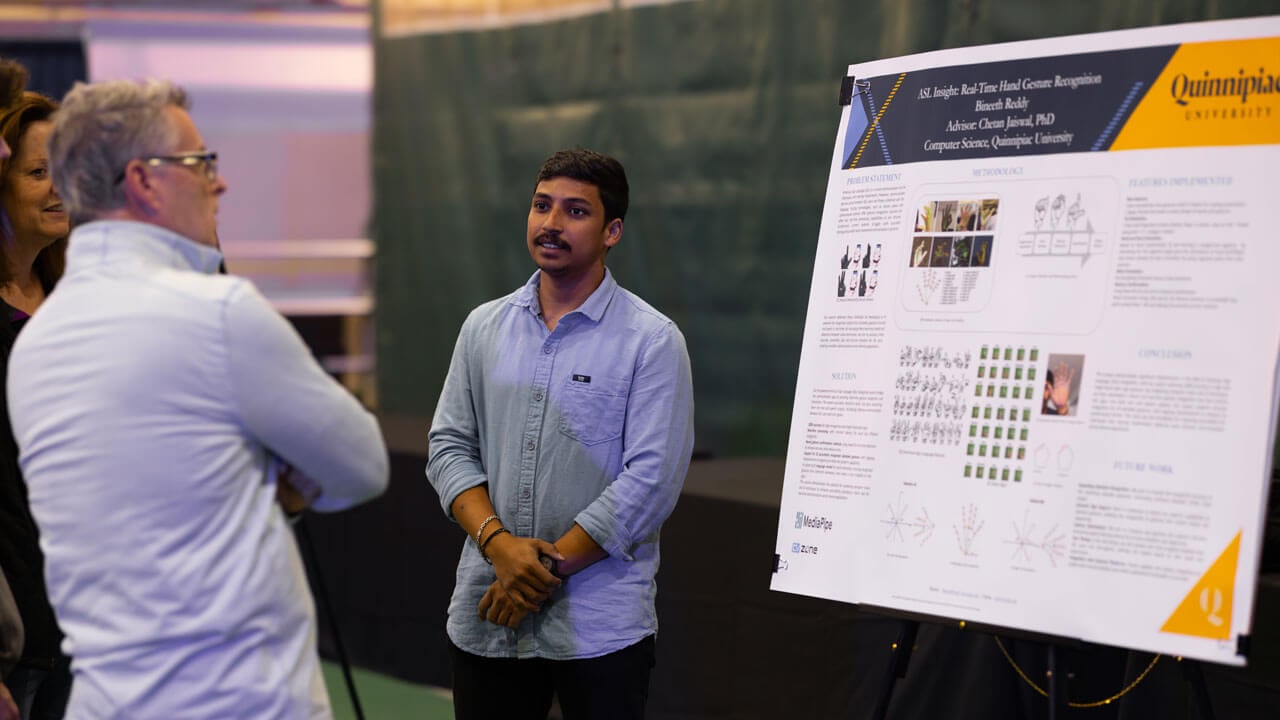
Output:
[{"xmin": 772, "ymin": 17, "xmax": 1280, "ymax": 666}]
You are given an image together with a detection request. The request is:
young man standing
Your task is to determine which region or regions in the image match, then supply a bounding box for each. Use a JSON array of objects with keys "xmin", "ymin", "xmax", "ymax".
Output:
[{"xmin": 428, "ymin": 149, "xmax": 695, "ymax": 719}]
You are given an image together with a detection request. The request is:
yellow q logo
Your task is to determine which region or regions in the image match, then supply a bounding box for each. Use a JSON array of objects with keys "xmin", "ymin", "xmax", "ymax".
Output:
[
  {"xmin": 1161, "ymin": 531, "xmax": 1239, "ymax": 640},
  {"xmin": 1199, "ymin": 586, "xmax": 1224, "ymax": 627}
]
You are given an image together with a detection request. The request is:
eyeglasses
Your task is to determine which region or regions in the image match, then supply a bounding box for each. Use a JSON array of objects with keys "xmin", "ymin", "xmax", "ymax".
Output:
[{"xmin": 115, "ymin": 151, "xmax": 219, "ymax": 184}]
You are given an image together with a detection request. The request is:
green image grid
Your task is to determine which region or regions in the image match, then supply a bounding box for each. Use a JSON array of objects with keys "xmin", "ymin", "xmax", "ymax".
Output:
[{"xmin": 966, "ymin": 345, "xmax": 1038, "ymax": 482}]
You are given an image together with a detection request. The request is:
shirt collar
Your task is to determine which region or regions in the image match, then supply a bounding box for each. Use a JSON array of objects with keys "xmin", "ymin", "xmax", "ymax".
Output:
[
  {"xmin": 66, "ymin": 220, "xmax": 225, "ymax": 275},
  {"xmin": 512, "ymin": 268, "xmax": 618, "ymax": 323}
]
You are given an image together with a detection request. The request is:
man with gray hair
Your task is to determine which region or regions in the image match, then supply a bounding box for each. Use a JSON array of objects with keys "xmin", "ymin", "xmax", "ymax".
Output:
[{"xmin": 7, "ymin": 79, "xmax": 389, "ymax": 718}]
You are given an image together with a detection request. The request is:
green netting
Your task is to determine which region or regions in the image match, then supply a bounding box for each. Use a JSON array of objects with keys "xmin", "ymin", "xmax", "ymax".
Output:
[{"xmin": 373, "ymin": 0, "xmax": 1278, "ymax": 457}]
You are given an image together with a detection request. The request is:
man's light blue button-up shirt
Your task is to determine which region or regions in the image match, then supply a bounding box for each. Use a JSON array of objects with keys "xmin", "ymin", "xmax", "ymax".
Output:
[
  {"xmin": 428, "ymin": 269, "xmax": 694, "ymax": 659},
  {"xmin": 8, "ymin": 220, "xmax": 388, "ymax": 718}
]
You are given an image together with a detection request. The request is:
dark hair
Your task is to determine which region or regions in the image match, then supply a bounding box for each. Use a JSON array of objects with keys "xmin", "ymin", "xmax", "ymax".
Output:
[
  {"xmin": 0, "ymin": 90, "xmax": 66, "ymax": 290},
  {"xmin": 535, "ymin": 149, "xmax": 629, "ymax": 223},
  {"xmin": 0, "ymin": 59, "xmax": 27, "ymax": 111}
]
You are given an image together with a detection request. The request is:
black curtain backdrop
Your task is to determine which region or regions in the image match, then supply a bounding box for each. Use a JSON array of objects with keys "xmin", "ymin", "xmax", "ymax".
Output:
[
  {"xmin": 371, "ymin": 0, "xmax": 1280, "ymax": 458},
  {"xmin": 0, "ymin": 41, "xmax": 86, "ymax": 102}
]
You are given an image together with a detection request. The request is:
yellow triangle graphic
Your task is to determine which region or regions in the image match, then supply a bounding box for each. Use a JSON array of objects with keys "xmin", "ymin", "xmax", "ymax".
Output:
[{"xmin": 1160, "ymin": 531, "xmax": 1240, "ymax": 640}]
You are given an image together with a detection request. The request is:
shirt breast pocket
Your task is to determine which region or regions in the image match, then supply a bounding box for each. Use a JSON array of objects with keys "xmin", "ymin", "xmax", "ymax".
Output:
[{"xmin": 558, "ymin": 375, "xmax": 628, "ymax": 446}]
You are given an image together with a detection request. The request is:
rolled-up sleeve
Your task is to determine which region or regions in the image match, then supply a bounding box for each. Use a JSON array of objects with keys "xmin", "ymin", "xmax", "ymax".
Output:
[
  {"xmin": 574, "ymin": 322, "xmax": 694, "ymax": 559},
  {"xmin": 224, "ymin": 282, "xmax": 388, "ymax": 512},
  {"xmin": 426, "ymin": 313, "xmax": 490, "ymax": 519}
]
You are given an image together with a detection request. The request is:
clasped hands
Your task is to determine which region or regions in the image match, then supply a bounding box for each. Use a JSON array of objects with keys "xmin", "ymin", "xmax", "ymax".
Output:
[{"xmin": 478, "ymin": 533, "xmax": 564, "ymax": 629}]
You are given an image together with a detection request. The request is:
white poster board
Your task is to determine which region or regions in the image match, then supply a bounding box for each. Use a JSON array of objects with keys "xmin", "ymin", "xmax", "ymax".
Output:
[{"xmin": 772, "ymin": 17, "xmax": 1280, "ymax": 666}]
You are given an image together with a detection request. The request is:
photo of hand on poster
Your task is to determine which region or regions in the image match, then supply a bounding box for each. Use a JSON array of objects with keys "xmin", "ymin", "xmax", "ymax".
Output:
[
  {"xmin": 972, "ymin": 235, "xmax": 993, "ymax": 267},
  {"xmin": 911, "ymin": 237, "xmax": 931, "ymax": 267},
  {"xmin": 951, "ymin": 237, "xmax": 972, "ymax": 266},
  {"xmin": 980, "ymin": 199, "xmax": 999, "ymax": 230},
  {"xmin": 838, "ymin": 246, "xmax": 867, "ymax": 298},
  {"xmin": 914, "ymin": 204, "xmax": 932, "ymax": 232},
  {"xmin": 933, "ymin": 200, "xmax": 958, "ymax": 231},
  {"xmin": 1041, "ymin": 353, "xmax": 1085, "ymax": 416},
  {"xmin": 931, "ymin": 237, "xmax": 953, "ymax": 267}
]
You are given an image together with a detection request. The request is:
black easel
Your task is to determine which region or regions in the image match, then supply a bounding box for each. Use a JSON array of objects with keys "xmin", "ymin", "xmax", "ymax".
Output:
[
  {"xmin": 297, "ymin": 518, "xmax": 366, "ymax": 720},
  {"xmin": 856, "ymin": 607, "xmax": 1089, "ymax": 720},
  {"xmin": 868, "ymin": 619, "xmax": 919, "ymax": 720},
  {"xmin": 1180, "ymin": 658, "xmax": 1216, "ymax": 720},
  {"xmin": 863, "ymin": 619, "xmax": 1224, "ymax": 720},
  {"xmin": 1046, "ymin": 643, "xmax": 1070, "ymax": 720}
]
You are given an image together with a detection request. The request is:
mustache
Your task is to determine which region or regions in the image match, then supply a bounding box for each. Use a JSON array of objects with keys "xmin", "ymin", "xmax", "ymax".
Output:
[{"xmin": 535, "ymin": 233, "xmax": 569, "ymax": 249}]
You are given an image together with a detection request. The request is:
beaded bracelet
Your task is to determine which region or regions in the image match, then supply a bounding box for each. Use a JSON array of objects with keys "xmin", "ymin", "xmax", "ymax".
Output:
[
  {"xmin": 475, "ymin": 514, "xmax": 500, "ymax": 547},
  {"xmin": 478, "ymin": 527, "xmax": 511, "ymax": 564}
]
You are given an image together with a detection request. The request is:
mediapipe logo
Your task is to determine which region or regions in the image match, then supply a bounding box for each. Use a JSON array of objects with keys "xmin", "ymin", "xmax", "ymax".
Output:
[{"xmin": 794, "ymin": 512, "xmax": 834, "ymax": 531}]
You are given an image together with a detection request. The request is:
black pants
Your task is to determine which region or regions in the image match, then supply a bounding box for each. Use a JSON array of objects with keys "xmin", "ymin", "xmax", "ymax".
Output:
[
  {"xmin": 6, "ymin": 655, "xmax": 72, "ymax": 720},
  {"xmin": 450, "ymin": 636, "xmax": 655, "ymax": 720}
]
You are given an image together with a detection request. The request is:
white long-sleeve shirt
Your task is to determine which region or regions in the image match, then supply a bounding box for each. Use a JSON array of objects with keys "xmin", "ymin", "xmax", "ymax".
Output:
[{"xmin": 7, "ymin": 220, "xmax": 388, "ymax": 719}]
